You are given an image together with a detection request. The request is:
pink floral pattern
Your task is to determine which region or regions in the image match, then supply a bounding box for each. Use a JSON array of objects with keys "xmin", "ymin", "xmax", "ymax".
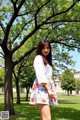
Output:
[{"xmin": 30, "ymin": 78, "xmax": 58, "ymax": 106}]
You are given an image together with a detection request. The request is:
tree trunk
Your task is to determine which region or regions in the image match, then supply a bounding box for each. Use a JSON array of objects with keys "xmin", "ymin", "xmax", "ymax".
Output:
[
  {"xmin": 26, "ymin": 87, "xmax": 29, "ymax": 101},
  {"xmin": 70, "ymin": 90, "xmax": 72, "ymax": 94},
  {"xmin": 76, "ymin": 90, "xmax": 79, "ymax": 94},
  {"xmin": 15, "ymin": 77, "xmax": 20, "ymax": 104},
  {"xmin": 4, "ymin": 54, "xmax": 15, "ymax": 115},
  {"xmin": 67, "ymin": 90, "xmax": 69, "ymax": 95}
]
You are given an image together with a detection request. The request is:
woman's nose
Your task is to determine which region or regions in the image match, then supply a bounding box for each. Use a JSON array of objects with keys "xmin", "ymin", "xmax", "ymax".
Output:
[{"xmin": 45, "ymin": 49, "xmax": 48, "ymax": 51}]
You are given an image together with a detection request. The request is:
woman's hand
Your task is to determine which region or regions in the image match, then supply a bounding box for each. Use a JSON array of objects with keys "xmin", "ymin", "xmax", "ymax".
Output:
[
  {"xmin": 41, "ymin": 83, "xmax": 54, "ymax": 98},
  {"xmin": 48, "ymin": 89, "xmax": 54, "ymax": 98}
]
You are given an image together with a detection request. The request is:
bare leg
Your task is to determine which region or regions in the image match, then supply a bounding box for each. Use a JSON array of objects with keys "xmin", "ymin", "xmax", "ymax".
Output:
[{"xmin": 37, "ymin": 104, "xmax": 51, "ymax": 120}]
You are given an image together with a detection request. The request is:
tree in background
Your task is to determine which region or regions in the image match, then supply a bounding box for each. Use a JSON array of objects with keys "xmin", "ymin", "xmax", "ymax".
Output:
[
  {"xmin": 0, "ymin": 0, "xmax": 80, "ymax": 115},
  {"xmin": 75, "ymin": 78, "xmax": 80, "ymax": 94},
  {"xmin": 20, "ymin": 60, "xmax": 35, "ymax": 101},
  {"xmin": 60, "ymin": 69, "xmax": 76, "ymax": 95}
]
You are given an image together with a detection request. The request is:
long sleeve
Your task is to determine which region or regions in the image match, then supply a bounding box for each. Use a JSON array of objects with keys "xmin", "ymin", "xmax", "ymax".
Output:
[{"xmin": 33, "ymin": 55, "xmax": 48, "ymax": 84}]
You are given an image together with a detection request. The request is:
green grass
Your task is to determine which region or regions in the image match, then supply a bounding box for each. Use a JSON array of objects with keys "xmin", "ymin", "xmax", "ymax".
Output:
[{"xmin": 0, "ymin": 93, "xmax": 80, "ymax": 120}]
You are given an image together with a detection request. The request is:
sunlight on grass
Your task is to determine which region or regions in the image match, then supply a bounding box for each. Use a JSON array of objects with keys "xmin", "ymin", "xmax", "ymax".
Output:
[{"xmin": 0, "ymin": 93, "xmax": 80, "ymax": 120}]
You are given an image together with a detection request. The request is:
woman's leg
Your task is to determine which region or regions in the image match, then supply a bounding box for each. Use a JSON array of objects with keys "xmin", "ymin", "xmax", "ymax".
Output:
[{"xmin": 37, "ymin": 104, "xmax": 51, "ymax": 120}]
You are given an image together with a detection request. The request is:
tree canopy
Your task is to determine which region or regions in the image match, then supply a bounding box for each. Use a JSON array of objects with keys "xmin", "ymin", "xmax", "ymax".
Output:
[
  {"xmin": 0, "ymin": 0, "xmax": 80, "ymax": 68},
  {"xmin": 60, "ymin": 69, "xmax": 76, "ymax": 95}
]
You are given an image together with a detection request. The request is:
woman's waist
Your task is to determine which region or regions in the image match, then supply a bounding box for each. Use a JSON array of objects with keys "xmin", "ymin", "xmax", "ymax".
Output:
[
  {"xmin": 33, "ymin": 77, "xmax": 54, "ymax": 91},
  {"xmin": 34, "ymin": 75, "xmax": 52, "ymax": 80},
  {"xmin": 46, "ymin": 76, "xmax": 53, "ymax": 82}
]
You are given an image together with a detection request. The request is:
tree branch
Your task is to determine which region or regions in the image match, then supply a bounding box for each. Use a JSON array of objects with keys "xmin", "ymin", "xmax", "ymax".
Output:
[
  {"xmin": 18, "ymin": 10, "xmax": 34, "ymax": 16},
  {"xmin": 45, "ymin": 19, "xmax": 80, "ymax": 24},
  {"xmin": 10, "ymin": 0, "xmax": 17, "ymax": 9},
  {"xmin": 13, "ymin": 69, "xmax": 17, "ymax": 81},
  {"xmin": 0, "ymin": 21, "xmax": 5, "ymax": 33},
  {"xmin": 42, "ymin": 23, "xmax": 62, "ymax": 39},
  {"xmin": 11, "ymin": 27, "xmax": 39, "ymax": 54},
  {"xmin": 13, "ymin": 61, "xmax": 23, "ymax": 79},
  {"xmin": 34, "ymin": 0, "xmax": 50, "ymax": 27},
  {"xmin": 2, "ymin": 0, "xmax": 25, "ymax": 45},
  {"xmin": 38, "ymin": 1, "xmax": 77, "ymax": 26},
  {"xmin": 17, "ymin": 0, "xmax": 25, "ymax": 11},
  {"xmin": 13, "ymin": 46, "xmax": 36, "ymax": 66},
  {"xmin": 13, "ymin": 19, "xmax": 34, "ymax": 42},
  {"xmin": 50, "ymin": 39, "xmax": 80, "ymax": 49}
]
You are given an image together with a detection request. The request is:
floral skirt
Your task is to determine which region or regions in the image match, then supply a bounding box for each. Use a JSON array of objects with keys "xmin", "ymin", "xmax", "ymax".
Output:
[{"xmin": 30, "ymin": 78, "xmax": 58, "ymax": 106}]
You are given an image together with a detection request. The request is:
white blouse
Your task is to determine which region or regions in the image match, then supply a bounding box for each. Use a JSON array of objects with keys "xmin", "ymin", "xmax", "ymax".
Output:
[{"xmin": 33, "ymin": 55, "xmax": 52, "ymax": 84}]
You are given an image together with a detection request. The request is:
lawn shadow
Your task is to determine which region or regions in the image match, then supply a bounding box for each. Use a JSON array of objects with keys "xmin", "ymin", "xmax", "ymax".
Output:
[
  {"xmin": 51, "ymin": 106, "xmax": 80, "ymax": 120},
  {"xmin": 9, "ymin": 101, "xmax": 80, "ymax": 120},
  {"xmin": 10, "ymin": 102, "xmax": 40, "ymax": 120},
  {"xmin": 0, "ymin": 103, "xmax": 4, "ymax": 111}
]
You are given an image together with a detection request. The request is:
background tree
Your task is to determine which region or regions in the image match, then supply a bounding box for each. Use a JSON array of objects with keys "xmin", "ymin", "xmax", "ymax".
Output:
[
  {"xmin": 75, "ymin": 78, "xmax": 80, "ymax": 94},
  {"xmin": 60, "ymin": 69, "xmax": 76, "ymax": 95},
  {"xmin": 20, "ymin": 60, "xmax": 35, "ymax": 101},
  {"xmin": 0, "ymin": 0, "xmax": 80, "ymax": 115}
]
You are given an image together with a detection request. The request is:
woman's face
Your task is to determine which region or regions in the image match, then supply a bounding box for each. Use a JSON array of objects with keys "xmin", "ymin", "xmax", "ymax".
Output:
[{"xmin": 42, "ymin": 44, "xmax": 50, "ymax": 57}]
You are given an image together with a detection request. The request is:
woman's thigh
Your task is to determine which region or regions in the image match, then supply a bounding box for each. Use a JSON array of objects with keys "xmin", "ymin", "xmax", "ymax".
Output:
[{"xmin": 37, "ymin": 104, "xmax": 51, "ymax": 120}]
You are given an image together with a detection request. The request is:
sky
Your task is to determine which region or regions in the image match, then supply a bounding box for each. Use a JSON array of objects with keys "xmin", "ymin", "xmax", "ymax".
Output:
[{"xmin": 69, "ymin": 50, "xmax": 80, "ymax": 72}]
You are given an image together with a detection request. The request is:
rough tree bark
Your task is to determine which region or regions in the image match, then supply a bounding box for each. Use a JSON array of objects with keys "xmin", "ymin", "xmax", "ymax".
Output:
[{"xmin": 4, "ymin": 54, "xmax": 15, "ymax": 115}]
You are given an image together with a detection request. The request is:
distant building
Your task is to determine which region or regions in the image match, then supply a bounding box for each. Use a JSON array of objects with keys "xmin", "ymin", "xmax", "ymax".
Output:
[{"xmin": 74, "ymin": 71, "xmax": 80, "ymax": 79}]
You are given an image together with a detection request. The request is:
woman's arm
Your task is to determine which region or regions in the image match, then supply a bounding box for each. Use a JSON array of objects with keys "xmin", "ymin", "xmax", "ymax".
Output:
[
  {"xmin": 33, "ymin": 55, "xmax": 48, "ymax": 84},
  {"xmin": 42, "ymin": 83, "xmax": 54, "ymax": 98}
]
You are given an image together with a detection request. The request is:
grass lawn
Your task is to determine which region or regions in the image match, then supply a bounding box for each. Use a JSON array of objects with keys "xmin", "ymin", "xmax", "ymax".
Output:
[{"xmin": 0, "ymin": 93, "xmax": 80, "ymax": 120}]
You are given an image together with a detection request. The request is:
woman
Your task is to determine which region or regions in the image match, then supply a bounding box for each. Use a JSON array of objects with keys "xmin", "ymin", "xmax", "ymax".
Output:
[{"xmin": 30, "ymin": 39, "xmax": 58, "ymax": 120}]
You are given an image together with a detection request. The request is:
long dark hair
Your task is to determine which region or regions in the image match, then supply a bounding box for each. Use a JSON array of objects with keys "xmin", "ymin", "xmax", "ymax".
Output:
[{"xmin": 35, "ymin": 39, "xmax": 52, "ymax": 66}]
